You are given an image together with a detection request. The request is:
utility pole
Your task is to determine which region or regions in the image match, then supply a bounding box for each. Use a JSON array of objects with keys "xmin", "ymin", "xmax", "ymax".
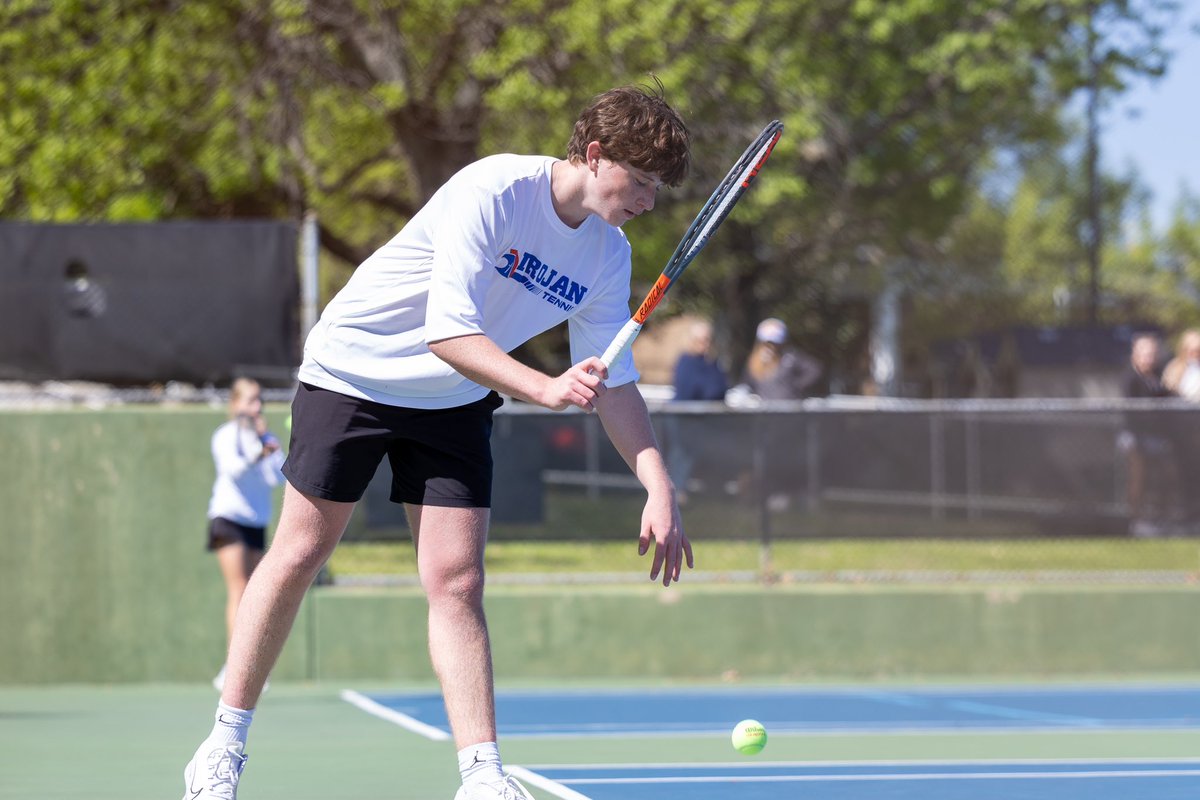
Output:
[
  {"xmin": 301, "ymin": 211, "xmax": 320, "ymax": 338},
  {"xmin": 871, "ymin": 264, "xmax": 902, "ymax": 397},
  {"xmin": 1084, "ymin": 3, "xmax": 1102, "ymax": 327}
]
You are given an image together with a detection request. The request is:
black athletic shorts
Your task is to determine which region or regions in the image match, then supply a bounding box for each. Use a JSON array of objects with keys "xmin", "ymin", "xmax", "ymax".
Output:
[
  {"xmin": 207, "ymin": 517, "xmax": 267, "ymax": 552},
  {"xmin": 282, "ymin": 382, "xmax": 504, "ymax": 507}
]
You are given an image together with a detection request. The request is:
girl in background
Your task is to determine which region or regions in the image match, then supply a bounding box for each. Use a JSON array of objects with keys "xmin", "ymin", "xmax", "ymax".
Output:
[
  {"xmin": 206, "ymin": 378, "xmax": 285, "ymax": 690},
  {"xmin": 741, "ymin": 317, "xmax": 821, "ymax": 400},
  {"xmin": 1162, "ymin": 328, "xmax": 1200, "ymax": 401}
]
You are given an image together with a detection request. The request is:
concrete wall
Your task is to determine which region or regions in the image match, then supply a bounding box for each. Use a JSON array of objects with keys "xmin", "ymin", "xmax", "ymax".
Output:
[
  {"xmin": 0, "ymin": 407, "xmax": 305, "ymax": 683},
  {"xmin": 2, "ymin": 408, "xmax": 1197, "ymax": 684},
  {"xmin": 309, "ymin": 584, "xmax": 1200, "ymax": 683}
]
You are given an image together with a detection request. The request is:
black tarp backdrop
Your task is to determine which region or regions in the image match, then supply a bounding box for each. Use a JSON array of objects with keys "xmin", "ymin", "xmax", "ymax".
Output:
[{"xmin": 0, "ymin": 221, "xmax": 300, "ymax": 385}]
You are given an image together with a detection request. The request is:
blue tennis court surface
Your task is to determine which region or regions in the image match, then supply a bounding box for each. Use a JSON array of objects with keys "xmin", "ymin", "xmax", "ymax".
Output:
[
  {"xmin": 510, "ymin": 760, "xmax": 1200, "ymax": 800},
  {"xmin": 346, "ymin": 684, "xmax": 1200, "ymax": 737},
  {"xmin": 342, "ymin": 684, "xmax": 1200, "ymax": 798}
]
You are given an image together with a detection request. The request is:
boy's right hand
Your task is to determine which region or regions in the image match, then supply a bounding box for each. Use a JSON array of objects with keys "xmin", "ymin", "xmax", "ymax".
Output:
[{"xmin": 541, "ymin": 358, "xmax": 608, "ymax": 412}]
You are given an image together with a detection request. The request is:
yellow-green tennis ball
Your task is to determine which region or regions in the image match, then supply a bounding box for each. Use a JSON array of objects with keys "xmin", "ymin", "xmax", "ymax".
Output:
[{"xmin": 731, "ymin": 719, "xmax": 767, "ymax": 755}]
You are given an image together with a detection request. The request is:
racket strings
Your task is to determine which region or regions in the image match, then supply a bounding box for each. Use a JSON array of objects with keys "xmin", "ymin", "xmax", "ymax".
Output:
[
  {"xmin": 664, "ymin": 121, "xmax": 783, "ymax": 279},
  {"xmin": 681, "ymin": 136, "xmax": 780, "ymax": 262},
  {"xmin": 601, "ymin": 120, "xmax": 783, "ymax": 367}
]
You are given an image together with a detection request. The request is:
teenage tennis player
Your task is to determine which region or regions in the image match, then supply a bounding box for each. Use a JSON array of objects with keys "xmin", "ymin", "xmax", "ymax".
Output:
[
  {"xmin": 204, "ymin": 377, "xmax": 284, "ymax": 693},
  {"xmin": 181, "ymin": 82, "xmax": 694, "ymax": 800}
]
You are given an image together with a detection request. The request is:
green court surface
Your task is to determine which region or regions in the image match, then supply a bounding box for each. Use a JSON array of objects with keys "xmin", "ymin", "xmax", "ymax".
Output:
[{"xmin": 4, "ymin": 681, "xmax": 1200, "ymax": 800}]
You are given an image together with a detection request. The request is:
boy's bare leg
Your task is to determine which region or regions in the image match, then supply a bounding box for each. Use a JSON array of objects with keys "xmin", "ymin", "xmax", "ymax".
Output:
[
  {"xmin": 407, "ymin": 504, "xmax": 497, "ymax": 748},
  {"xmin": 221, "ymin": 483, "xmax": 356, "ymax": 710}
]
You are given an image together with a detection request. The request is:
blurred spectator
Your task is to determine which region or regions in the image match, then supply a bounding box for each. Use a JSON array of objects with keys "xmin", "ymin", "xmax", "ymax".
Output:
[
  {"xmin": 667, "ymin": 319, "xmax": 728, "ymax": 503},
  {"xmin": 739, "ymin": 317, "xmax": 821, "ymax": 401},
  {"xmin": 730, "ymin": 317, "xmax": 820, "ymax": 512},
  {"xmin": 206, "ymin": 377, "xmax": 285, "ymax": 691},
  {"xmin": 671, "ymin": 319, "xmax": 728, "ymax": 402},
  {"xmin": 1162, "ymin": 328, "xmax": 1200, "ymax": 401},
  {"xmin": 1161, "ymin": 328, "xmax": 1200, "ymax": 532},
  {"xmin": 1118, "ymin": 333, "xmax": 1178, "ymax": 537}
]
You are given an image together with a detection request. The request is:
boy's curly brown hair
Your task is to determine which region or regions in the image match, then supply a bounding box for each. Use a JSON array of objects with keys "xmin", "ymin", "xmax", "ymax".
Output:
[{"xmin": 566, "ymin": 81, "xmax": 691, "ymax": 188}]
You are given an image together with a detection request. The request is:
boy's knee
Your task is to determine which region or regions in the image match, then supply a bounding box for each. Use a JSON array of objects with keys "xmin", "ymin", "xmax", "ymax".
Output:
[
  {"xmin": 424, "ymin": 563, "xmax": 485, "ymax": 606},
  {"xmin": 272, "ymin": 535, "xmax": 336, "ymax": 577}
]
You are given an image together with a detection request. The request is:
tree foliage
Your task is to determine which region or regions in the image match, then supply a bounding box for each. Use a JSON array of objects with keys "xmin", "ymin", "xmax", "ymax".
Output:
[{"xmin": 0, "ymin": 0, "xmax": 1181, "ymax": 380}]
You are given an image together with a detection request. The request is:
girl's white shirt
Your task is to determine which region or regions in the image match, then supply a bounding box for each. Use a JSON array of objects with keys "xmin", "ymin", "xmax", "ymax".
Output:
[{"xmin": 207, "ymin": 419, "xmax": 285, "ymax": 527}]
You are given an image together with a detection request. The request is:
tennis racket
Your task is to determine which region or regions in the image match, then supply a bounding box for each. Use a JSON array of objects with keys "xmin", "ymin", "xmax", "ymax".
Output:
[{"xmin": 600, "ymin": 119, "xmax": 784, "ymax": 369}]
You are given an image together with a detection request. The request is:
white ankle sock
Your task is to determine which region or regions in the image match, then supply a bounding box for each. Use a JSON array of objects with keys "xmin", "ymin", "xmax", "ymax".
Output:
[
  {"xmin": 458, "ymin": 741, "xmax": 504, "ymax": 785},
  {"xmin": 209, "ymin": 701, "xmax": 254, "ymax": 746}
]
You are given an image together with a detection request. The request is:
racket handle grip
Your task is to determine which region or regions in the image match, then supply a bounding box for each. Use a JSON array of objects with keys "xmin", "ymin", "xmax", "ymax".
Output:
[{"xmin": 600, "ymin": 319, "xmax": 643, "ymax": 370}]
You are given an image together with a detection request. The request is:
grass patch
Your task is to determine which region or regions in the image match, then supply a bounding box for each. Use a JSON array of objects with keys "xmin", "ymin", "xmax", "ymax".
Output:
[
  {"xmin": 332, "ymin": 485, "xmax": 1200, "ymax": 579},
  {"xmin": 328, "ymin": 537, "xmax": 1200, "ymax": 578}
]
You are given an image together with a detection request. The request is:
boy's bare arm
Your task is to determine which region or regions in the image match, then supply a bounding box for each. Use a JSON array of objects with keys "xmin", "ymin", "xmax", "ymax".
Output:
[{"xmin": 428, "ymin": 333, "xmax": 608, "ymax": 412}]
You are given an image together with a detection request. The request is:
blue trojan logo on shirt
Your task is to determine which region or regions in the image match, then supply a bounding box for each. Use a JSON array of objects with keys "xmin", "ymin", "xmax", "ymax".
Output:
[{"xmin": 496, "ymin": 249, "xmax": 589, "ymax": 312}]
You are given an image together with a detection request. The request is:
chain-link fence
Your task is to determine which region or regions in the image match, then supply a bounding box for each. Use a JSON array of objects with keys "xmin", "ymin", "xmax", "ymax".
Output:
[
  {"xmin": 348, "ymin": 396, "xmax": 1200, "ymax": 549},
  {"xmin": 6, "ymin": 383, "xmax": 1198, "ymax": 579}
]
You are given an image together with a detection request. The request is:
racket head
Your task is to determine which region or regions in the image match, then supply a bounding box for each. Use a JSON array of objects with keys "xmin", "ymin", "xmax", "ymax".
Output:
[
  {"xmin": 666, "ymin": 120, "xmax": 783, "ymax": 280},
  {"xmin": 629, "ymin": 120, "xmax": 783, "ymax": 326}
]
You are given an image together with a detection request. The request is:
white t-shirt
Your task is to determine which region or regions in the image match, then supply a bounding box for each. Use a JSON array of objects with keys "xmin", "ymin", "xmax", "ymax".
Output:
[
  {"xmin": 207, "ymin": 420, "xmax": 286, "ymax": 527},
  {"xmin": 298, "ymin": 154, "xmax": 640, "ymax": 409}
]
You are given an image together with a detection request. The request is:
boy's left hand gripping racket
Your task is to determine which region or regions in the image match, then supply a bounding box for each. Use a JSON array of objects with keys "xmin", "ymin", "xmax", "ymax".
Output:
[{"xmin": 600, "ymin": 120, "xmax": 784, "ymax": 370}]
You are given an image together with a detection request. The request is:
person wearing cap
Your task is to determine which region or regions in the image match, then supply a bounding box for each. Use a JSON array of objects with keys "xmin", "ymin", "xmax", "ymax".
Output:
[{"xmin": 740, "ymin": 317, "xmax": 821, "ymax": 401}]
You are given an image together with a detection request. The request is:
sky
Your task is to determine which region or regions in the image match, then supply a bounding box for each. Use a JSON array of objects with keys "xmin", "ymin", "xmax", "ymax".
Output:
[{"xmin": 1102, "ymin": 17, "xmax": 1200, "ymax": 232}]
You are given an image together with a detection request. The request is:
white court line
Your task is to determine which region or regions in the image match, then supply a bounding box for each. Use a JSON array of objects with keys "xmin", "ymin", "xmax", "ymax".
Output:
[
  {"xmin": 526, "ymin": 757, "xmax": 1200, "ymax": 770},
  {"xmin": 339, "ymin": 689, "xmax": 451, "ymax": 741},
  {"xmin": 557, "ymin": 769, "xmax": 1200, "ymax": 785},
  {"xmin": 946, "ymin": 698, "xmax": 1100, "ymax": 726},
  {"xmin": 506, "ymin": 766, "xmax": 593, "ymax": 800},
  {"xmin": 493, "ymin": 722, "xmax": 1200, "ymax": 739},
  {"xmin": 485, "ymin": 683, "xmax": 1200, "ymax": 698}
]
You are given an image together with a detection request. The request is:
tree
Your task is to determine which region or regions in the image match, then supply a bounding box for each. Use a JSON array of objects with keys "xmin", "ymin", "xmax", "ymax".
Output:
[
  {"xmin": 1106, "ymin": 191, "xmax": 1200, "ymax": 336},
  {"xmin": 650, "ymin": 1, "xmax": 1177, "ymax": 382},
  {"xmin": 0, "ymin": 0, "xmax": 1180, "ymax": 381}
]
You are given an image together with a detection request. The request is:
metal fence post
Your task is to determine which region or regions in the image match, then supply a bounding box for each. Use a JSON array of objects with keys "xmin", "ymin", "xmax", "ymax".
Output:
[
  {"xmin": 930, "ymin": 412, "xmax": 946, "ymax": 520},
  {"xmin": 966, "ymin": 412, "xmax": 981, "ymax": 521},
  {"xmin": 754, "ymin": 412, "xmax": 772, "ymax": 577},
  {"xmin": 584, "ymin": 413, "xmax": 601, "ymax": 501},
  {"xmin": 806, "ymin": 412, "xmax": 821, "ymax": 512}
]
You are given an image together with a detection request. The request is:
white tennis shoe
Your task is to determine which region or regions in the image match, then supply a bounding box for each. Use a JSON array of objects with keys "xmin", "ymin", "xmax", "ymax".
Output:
[
  {"xmin": 453, "ymin": 773, "xmax": 536, "ymax": 800},
  {"xmin": 181, "ymin": 740, "xmax": 247, "ymax": 800}
]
